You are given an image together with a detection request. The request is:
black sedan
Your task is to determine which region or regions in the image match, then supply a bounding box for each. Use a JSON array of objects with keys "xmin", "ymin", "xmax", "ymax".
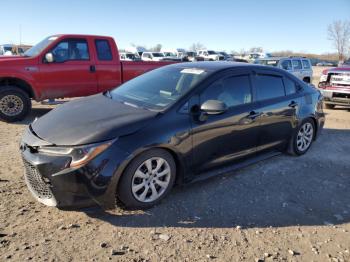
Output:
[{"xmin": 20, "ymin": 62, "xmax": 325, "ymax": 209}]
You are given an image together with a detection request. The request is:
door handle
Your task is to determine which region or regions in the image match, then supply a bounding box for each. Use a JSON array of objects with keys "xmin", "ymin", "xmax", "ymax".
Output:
[
  {"xmin": 288, "ymin": 101, "xmax": 298, "ymax": 108},
  {"xmin": 247, "ymin": 111, "xmax": 262, "ymax": 120},
  {"xmin": 90, "ymin": 65, "xmax": 96, "ymax": 73}
]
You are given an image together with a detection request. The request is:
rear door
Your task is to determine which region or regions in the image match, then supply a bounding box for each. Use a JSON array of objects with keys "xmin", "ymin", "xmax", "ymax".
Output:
[
  {"xmin": 301, "ymin": 59, "xmax": 312, "ymax": 81},
  {"xmin": 251, "ymin": 70, "xmax": 299, "ymax": 151},
  {"xmin": 37, "ymin": 38, "xmax": 98, "ymax": 99},
  {"xmin": 94, "ymin": 38, "xmax": 122, "ymax": 92},
  {"xmin": 292, "ymin": 59, "xmax": 303, "ymax": 80},
  {"xmin": 191, "ymin": 70, "xmax": 261, "ymax": 173}
]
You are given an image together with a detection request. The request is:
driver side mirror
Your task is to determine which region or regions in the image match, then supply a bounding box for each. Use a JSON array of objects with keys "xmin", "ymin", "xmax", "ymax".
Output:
[
  {"xmin": 45, "ymin": 52, "xmax": 54, "ymax": 63},
  {"xmin": 200, "ymin": 100, "xmax": 227, "ymax": 115}
]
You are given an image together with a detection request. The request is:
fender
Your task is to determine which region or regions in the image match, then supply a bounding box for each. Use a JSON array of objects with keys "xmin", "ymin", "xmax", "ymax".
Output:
[{"xmin": 0, "ymin": 71, "xmax": 39, "ymax": 100}]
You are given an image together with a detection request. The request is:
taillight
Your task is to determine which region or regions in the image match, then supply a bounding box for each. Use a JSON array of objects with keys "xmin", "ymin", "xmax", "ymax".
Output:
[{"xmin": 322, "ymin": 69, "xmax": 328, "ymax": 75}]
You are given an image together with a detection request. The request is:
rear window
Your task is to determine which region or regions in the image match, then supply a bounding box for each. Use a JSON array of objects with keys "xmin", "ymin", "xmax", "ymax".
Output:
[
  {"xmin": 302, "ymin": 60, "xmax": 311, "ymax": 69},
  {"xmin": 95, "ymin": 39, "xmax": 113, "ymax": 61},
  {"xmin": 292, "ymin": 60, "xmax": 302, "ymax": 70},
  {"xmin": 255, "ymin": 74, "xmax": 285, "ymax": 101},
  {"xmin": 284, "ymin": 77, "xmax": 297, "ymax": 95}
]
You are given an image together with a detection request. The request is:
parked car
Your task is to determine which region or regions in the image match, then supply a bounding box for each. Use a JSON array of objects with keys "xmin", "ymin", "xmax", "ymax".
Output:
[
  {"xmin": 218, "ymin": 51, "xmax": 232, "ymax": 60},
  {"xmin": 120, "ymin": 52, "xmax": 141, "ymax": 61},
  {"xmin": 197, "ymin": 50, "xmax": 224, "ymax": 61},
  {"xmin": 161, "ymin": 48, "xmax": 187, "ymax": 61},
  {"xmin": 0, "ymin": 34, "xmax": 175, "ymax": 122},
  {"xmin": 0, "ymin": 44, "xmax": 15, "ymax": 56},
  {"xmin": 20, "ymin": 62, "xmax": 325, "ymax": 210},
  {"xmin": 316, "ymin": 61, "xmax": 333, "ymax": 66},
  {"xmin": 318, "ymin": 65, "xmax": 350, "ymax": 109},
  {"xmin": 184, "ymin": 51, "xmax": 197, "ymax": 62},
  {"xmin": 141, "ymin": 52, "xmax": 166, "ymax": 61},
  {"xmin": 255, "ymin": 57, "xmax": 313, "ymax": 83}
]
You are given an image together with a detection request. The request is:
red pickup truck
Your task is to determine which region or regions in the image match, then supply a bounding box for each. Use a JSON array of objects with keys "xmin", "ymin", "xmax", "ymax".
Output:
[
  {"xmin": 318, "ymin": 65, "xmax": 350, "ymax": 109},
  {"xmin": 0, "ymin": 34, "xmax": 174, "ymax": 122}
]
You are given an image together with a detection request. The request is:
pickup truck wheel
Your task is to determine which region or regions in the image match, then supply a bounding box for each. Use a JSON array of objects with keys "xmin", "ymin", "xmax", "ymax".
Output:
[
  {"xmin": 324, "ymin": 103, "xmax": 335, "ymax": 109},
  {"xmin": 0, "ymin": 86, "xmax": 31, "ymax": 122},
  {"xmin": 116, "ymin": 149, "xmax": 176, "ymax": 210}
]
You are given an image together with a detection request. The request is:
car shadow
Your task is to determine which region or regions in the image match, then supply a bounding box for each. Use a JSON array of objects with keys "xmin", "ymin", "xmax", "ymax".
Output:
[{"xmin": 82, "ymin": 128, "xmax": 350, "ymax": 229}]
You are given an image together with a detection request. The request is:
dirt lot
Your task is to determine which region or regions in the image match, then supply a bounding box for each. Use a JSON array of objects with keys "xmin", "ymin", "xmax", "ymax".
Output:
[{"xmin": 1, "ymin": 68, "xmax": 350, "ymax": 261}]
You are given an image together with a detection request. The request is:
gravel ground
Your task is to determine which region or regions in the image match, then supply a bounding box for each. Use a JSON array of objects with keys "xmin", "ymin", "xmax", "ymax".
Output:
[{"xmin": 1, "ymin": 69, "xmax": 350, "ymax": 262}]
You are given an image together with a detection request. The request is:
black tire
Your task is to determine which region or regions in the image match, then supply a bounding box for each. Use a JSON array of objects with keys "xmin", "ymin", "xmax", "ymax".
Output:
[
  {"xmin": 0, "ymin": 86, "xmax": 31, "ymax": 122},
  {"xmin": 303, "ymin": 77, "xmax": 311, "ymax": 83},
  {"xmin": 287, "ymin": 118, "xmax": 316, "ymax": 156},
  {"xmin": 117, "ymin": 149, "xmax": 176, "ymax": 209},
  {"xmin": 324, "ymin": 103, "xmax": 335, "ymax": 109}
]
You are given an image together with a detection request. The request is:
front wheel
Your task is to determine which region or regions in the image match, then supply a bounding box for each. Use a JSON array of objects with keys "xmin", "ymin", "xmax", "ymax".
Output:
[
  {"xmin": 117, "ymin": 149, "xmax": 176, "ymax": 209},
  {"xmin": 288, "ymin": 119, "xmax": 315, "ymax": 156},
  {"xmin": 0, "ymin": 86, "xmax": 31, "ymax": 122}
]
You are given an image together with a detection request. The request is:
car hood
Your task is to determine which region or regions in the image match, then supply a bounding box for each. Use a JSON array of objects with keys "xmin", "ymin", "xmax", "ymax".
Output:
[{"xmin": 31, "ymin": 94, "xmax": 159, "ymax": 146}]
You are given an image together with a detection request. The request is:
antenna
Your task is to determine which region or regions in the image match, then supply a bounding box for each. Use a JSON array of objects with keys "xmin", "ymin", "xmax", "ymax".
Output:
[{"xmin": 19, "ymin": 24, "xmax": 22, "ymax": 45}]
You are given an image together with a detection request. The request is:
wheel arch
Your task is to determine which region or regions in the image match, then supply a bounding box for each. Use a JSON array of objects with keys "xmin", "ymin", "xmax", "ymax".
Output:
[{"xmin": 0, "ymin": 77, "xmax": 36, "ymax": 99}]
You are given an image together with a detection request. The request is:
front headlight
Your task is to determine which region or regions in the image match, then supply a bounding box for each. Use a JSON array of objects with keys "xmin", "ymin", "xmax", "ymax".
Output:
[{"xmin": 37, "ymin": 140, "xmax": 115, "ymax": 169}]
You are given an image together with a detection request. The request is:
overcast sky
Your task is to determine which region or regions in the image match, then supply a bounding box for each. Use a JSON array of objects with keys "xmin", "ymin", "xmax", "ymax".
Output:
[{"xmin": 1, "ymin": 0, "xmax": 349, "ymax": 54}]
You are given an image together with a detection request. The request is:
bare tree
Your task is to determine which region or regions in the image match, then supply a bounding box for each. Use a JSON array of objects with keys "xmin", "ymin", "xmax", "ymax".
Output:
[
  {"xmin": 249, "ymin": 47, "xmax": 263, "ymax": 53},
  {"xmin": 328, "ymin": 20, "xmax": 350, "ymax": 61},
  {"xmin": 149, "ymin": 44, "xmax": 162, "ymax": 52},
  {"xmin": 189, "ymin": 42, "xmax": 206, "ymax": 51}
]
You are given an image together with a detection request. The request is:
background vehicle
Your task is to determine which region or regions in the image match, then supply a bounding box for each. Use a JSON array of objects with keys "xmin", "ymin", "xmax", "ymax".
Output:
[
  {"xmin": 120, "ymin": 52, "xmax": 141, "ymax": 61},
  {"xmin": 0, "ymin": 34, "xmax": 174, "ymax": 122},
  {"xmin": 318, "ymin": 65, "xmax": 350, "ymax": 109},
  {"xmin": 218, "ymin": 51, "xmax": 232, "ymax": 60},
  {"xmin": 255, "ymin": 57, "xmax": 313, "ymax": 83},
  {"xmin": 197, "ymin": 50, "xmax": 224, "ymax": 61},
  {"xmin": 316, "ymin": 61, "xmax": 333, "ymax": 66},
  {"xmin": 21, "ymin": 62, "xmax": 324, "ymax": 210},
  {"xmin": 0, "ymin": 44, "xmax": 15, "ymax": 56},
  {"xmin": 141, "ymin": 52, "xmax": 165, "ymax": 61}
]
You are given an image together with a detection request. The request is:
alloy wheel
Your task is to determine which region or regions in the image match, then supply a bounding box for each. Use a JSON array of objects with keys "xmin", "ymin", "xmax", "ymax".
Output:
[
  {"xmin": 296, "ymin": 122, "xmax": 314, "ymax": 152},
  {"xmin": 131, "ymin": 157, "xmax": 171, "ymax": 203}
]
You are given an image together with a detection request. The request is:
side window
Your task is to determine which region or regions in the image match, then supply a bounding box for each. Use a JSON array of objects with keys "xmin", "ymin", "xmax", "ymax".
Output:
[
  {"xmin": 281, "ymin": 60, "xmax": 292, "ymax": 70},
  {"xmin": 200, "ymin": 75, "xmax": 252, "ymax": 108},
  {"xmin": 284, "ymin": 77, "xmax": 297, "ymax": 95},
  {"xmin": 302, "ymin": 60, "xmax": 311, "ymax": 69},
  {"xmin": 95, "ymin": 39, "xmax": 113, "ymax": 61},
  {"xmin": 292, "ymin": 60, "xmax": 302, "ymax": 70},
  {"xmin": 255, "ymin": 74, "xmax": 285, "ymax": 101},
  {"xmin": 51, "ymin": 39, "xmax": 89, "ymax": 62}
]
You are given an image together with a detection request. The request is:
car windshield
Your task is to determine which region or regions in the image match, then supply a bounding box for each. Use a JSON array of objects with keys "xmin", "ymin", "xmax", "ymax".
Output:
[
  {"xmin": 152, "ymin": 52, "xmax": 164, "ymax": 57},
  {"xmin": 110, "ymin": 66, "xmax": 210, "ymax": 110},
  {"xmin": 208, "ymin": 51, "xmax": 217, "ymax": 55},
  {"xmin": 24, "ymin": 36, "xmax": 58, "ymax": 57},
  {"xmin": 187, "ymin": 52, "xmax": 195, "ymax": 56},
  {"xmin": 4, "ymin": 46, "xmax": 12, "ymax": 51},
  {"xmin": 256, "ymin": 59, "xmax": 279, "ymax": 67}
]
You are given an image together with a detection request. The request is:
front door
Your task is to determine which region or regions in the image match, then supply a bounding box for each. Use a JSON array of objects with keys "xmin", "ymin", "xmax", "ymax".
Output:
[
  {"xmin": 190, "ymin": 71, "xmax": 261, "ymax": 173},
  {"xmin": 37, "ymin": 38, "xmax": 97, "ymax": 100}
]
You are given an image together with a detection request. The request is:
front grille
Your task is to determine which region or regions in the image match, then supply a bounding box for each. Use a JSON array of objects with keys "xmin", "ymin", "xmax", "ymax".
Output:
[
  {"xmin": 219, "ymin": 57, "xmax": 225, "ymax": 61},
  {"xmin": 22, "ymin": 157, "xmax": 53, "ymax": 199}
]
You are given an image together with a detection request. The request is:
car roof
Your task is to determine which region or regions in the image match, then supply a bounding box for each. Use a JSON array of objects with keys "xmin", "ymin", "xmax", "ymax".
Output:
[{"xmin": 168, "ymin": 61, "xmax": 288, "ymax": 73}]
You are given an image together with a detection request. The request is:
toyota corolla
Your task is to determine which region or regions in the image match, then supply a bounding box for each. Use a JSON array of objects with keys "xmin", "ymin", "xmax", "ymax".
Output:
[{"xmin": 20, "ymin": 62, "xmax": 325, "ymax": 209}]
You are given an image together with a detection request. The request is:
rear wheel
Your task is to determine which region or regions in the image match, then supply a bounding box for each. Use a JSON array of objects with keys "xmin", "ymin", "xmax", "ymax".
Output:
[
  {"xmin": 117, "ymin": 149, "xmax": 176, "ymax": 209},
  {"xmin": 324, "ymin": 103, "xmax": 335, "ymax": 109},
  {"xmin": 0, "ymin": 86, "xmax": 31, "ymax": 122},
  {"xmin": 288, "ymin": 119, "xmax": 315, "ymax": 156}
]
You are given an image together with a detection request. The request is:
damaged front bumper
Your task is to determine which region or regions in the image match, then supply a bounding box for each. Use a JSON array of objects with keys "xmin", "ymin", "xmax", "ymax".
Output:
[{"xmin": 20, "ymin": 126, "xmax": 129, "ymax": 209}]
